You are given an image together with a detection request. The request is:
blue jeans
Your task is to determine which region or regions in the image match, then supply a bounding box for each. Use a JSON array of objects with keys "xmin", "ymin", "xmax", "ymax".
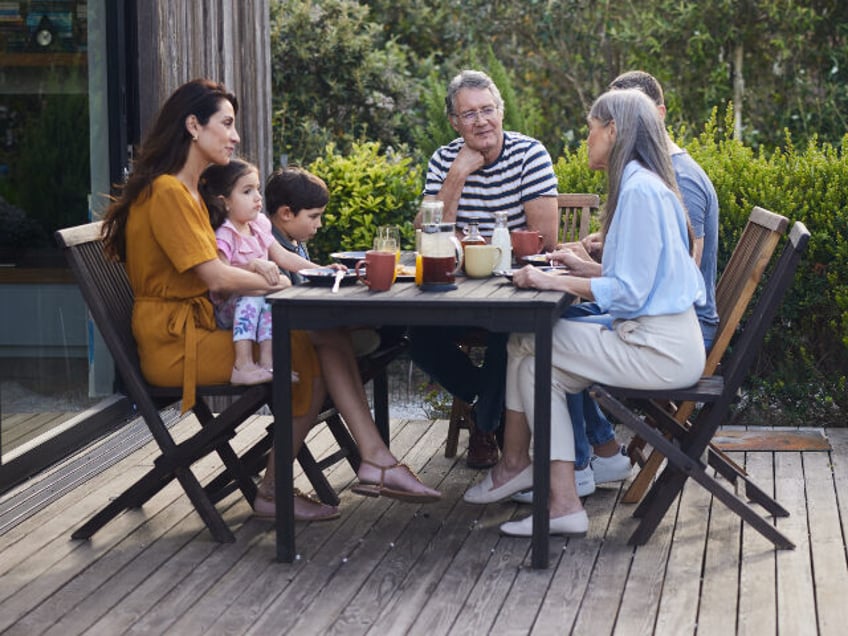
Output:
[
  {"xmin": 407, "ymin": 326, "xmax": 508, "ymax": 433},
  {"xmin": 564, "ymin": 302, "xmax": 714, "ymax": 468}
]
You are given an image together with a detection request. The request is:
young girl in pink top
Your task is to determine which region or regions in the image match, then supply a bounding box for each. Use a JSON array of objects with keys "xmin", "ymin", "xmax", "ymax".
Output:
[{"xmin": 201, "ymin": 158, "xmax": 316, "ymax": 385}]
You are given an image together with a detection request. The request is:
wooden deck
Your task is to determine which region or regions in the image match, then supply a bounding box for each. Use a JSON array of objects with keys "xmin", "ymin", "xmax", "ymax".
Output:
[{"xmin": 0, "ymin": 412, "xmax": 846, "ymax": 635}]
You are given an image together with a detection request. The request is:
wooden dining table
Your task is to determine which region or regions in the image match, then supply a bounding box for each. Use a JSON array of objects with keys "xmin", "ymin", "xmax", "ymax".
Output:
[{"xmin": 268, "ymin": 273, "xmax": 573, "ymax": 569}]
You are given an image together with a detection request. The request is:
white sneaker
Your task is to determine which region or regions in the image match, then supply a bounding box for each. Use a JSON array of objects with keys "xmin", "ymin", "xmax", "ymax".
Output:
[
  {"xmin": 590, "ymin": 445, "xmax": 633, "ymax": 484},
  {"xmin": 510, "ymin": 465, "xmax": 596, "ymax": 504},
  {"xmin": 575, "ymin": 465, "xmax": 596, "ymax": 496}
]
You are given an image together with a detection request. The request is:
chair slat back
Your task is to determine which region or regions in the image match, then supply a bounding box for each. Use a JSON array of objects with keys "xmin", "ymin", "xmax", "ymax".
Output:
[
  {"xmin": 55, "ymin": 221, "xmax": 138, "ymax": 369},
  {"xmin": 719, "ymin": 221, "xmax": 809, "ymax": 397},
  {"xmin": 708, "ymin": 206, "xmax": 789, "ymax": 375},
  {"xmin": 55, "ymin": 222, "xmax": 181, "ymax": 448},
  {"xmin": 557, "ymin": 193, "xmax": 599, "ymax": 243},
  {"xmin": 672, "ymin": 206, "xmax": 788, "ymax": 424}
]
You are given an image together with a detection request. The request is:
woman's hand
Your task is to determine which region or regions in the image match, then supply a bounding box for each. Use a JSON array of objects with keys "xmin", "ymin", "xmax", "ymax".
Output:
[
  {"xmin": 512, "ymin": 264, "xmax": 559, "ymax": 290},
  {"xmin": 512, "ymin": 263, "xmax": 595, "ymax": 300},
  {"xmin": 249, "ymin": 258, "xmax": 282, "ymax": 285},
  {"xmin": 581, "ymin": 232, "xmax": 603, "ymax": 260},
  {"xmin": 548, "ymin": 244, "xmax": 601, "ymax": 278}
]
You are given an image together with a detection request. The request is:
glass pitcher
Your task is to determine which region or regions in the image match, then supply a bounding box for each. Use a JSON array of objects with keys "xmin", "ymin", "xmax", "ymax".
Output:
[{"xmin": 419, "ymin": 222, "xmax": 463, "ymax": 287}]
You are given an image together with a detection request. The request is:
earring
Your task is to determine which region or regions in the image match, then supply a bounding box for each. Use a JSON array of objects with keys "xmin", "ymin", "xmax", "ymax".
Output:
[{"xmin": 192, "ymin": 135, "xmax": 198, "ymax": 142}]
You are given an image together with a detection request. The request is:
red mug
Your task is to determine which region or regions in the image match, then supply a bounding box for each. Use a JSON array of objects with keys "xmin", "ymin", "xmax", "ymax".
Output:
[
  {"xmin": 510, "ymin": 229, "xmax": 544, "ymax": 259},
  {"xmin": 355, "ymin": 250, "xmax": 396, "ymax": 291}
]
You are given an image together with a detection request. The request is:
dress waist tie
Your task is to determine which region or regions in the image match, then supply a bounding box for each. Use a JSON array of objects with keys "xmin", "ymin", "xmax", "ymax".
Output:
[{"xmin": 137, "ymin": 296, "xmax": 216, "ymax": 413}]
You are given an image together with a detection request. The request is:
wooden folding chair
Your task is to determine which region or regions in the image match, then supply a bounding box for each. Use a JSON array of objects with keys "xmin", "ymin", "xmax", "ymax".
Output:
[
  {"xmin": 590, "ymin": 221, "xmax": 809, "ymax": 549},
  {"xmin": 444, "ymin": 193, "xmax": 600, "ymax": 457},
  {"xmin": 55, "ymin": 222, "xmax": 354, "ymax": 541},
  {"xmin": 622, "ymin": 206, "xmax": 790, "ymax": 503}
]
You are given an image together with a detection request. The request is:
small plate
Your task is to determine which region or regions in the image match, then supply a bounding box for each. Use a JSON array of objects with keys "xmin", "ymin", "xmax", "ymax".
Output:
[
  {"xmin": 521, "ymin": 254, "xmax": 552, "ymax": 266},
  {"xmin": 299, "ymin": 267, "xmax": 358, "ymax": 287},
  {"xmin": 330, "ymin": 251, "xmax": 367, "ymax": 268},
  {"xmin": 497, "ymin": 266, "xmax": 567, "ymax": 281}
]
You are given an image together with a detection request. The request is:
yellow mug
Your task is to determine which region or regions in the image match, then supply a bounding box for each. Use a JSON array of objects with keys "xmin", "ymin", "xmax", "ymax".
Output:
[{"xmin": 463, "ymin": 244, "xmax": 503, "ymax": 278}]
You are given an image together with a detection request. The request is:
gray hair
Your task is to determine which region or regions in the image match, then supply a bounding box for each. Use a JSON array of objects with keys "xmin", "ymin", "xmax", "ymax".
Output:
[
  {"xmin": 444, "ymin": 70, "xmax": 504, "ymax": 117},
  {"xmin": 589, "ymin": 89, "xmax": 691, "ymax": 249}
]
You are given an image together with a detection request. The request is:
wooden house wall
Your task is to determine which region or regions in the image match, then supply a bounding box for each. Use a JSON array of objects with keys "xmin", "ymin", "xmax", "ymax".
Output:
[{"xmin": 134, "ymin": 0, "xmax": 273, "ymax": 176}]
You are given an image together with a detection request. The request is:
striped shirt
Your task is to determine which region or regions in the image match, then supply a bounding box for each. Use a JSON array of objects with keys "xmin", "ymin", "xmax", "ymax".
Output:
[{"xmin": 423, "ymin": 131, "xmax": 558, "ymax": 236}]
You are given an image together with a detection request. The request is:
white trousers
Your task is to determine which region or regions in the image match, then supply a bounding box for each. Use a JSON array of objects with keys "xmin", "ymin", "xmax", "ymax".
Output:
[{"xmin": 505, "ymin": 307, "xmax": 705, "ymax": 462}]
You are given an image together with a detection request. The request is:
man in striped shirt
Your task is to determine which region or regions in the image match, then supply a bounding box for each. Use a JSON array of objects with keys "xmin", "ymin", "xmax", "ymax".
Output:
[{"xmin": 410, "ymin": 69, "xmax": 559, "ymax": 468}]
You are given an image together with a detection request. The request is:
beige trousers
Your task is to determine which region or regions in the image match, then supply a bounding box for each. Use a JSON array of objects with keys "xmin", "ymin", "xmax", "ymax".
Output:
[{"xmin": 505, "ymin": 307, "xmax": 705, "ymax": 462}]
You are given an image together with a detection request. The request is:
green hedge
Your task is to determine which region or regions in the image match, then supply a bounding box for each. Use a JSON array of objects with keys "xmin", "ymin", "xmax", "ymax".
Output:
[
  {"xmin": 307, "ymin": 141, "xmax": 422, "ymax": 262},
  {"xmin": 302, "ymin": 117, "xmax": 847, "ymax": 425}
]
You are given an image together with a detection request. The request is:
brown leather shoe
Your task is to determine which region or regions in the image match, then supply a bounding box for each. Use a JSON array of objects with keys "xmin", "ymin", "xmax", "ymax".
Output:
[{"xmin": 467, "ymin": 422, "xmax": 499, "ymax": 469}]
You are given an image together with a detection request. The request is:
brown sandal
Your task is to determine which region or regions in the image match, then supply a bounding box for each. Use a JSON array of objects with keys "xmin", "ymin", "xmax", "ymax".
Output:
[
  {"xmin": 351, "ymin": 460, "xmax": 441, "ymax": 503},
  {"xmin": 253, "ymin": 486, "xmax": 340, "ymax": 522}
]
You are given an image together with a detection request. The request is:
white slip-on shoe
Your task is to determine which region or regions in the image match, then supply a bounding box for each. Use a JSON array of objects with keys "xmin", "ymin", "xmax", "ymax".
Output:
[
  {"xmin": 591, "ymin": 445, "xmax": 633, "ymax": 484},
  {"xmin": 510, "ymin": 465, "xmax": 596, "ymax": 504},
  {"xmin": 499, "ymin": 510, "xmax": 589, "ymax": 537},
  {"xmin": 463, "ymin": 464, "xmax": 534, "ymax": 504}
]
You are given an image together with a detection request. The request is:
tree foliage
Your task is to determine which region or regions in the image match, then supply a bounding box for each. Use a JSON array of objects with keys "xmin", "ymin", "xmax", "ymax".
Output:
[
  {"xmin": 269, "ymin": 0, "xmax": 421, "ymax": 165},
  {"xmin": 270, "ymin": 0, "xmax": 848, "ymax": 163}
]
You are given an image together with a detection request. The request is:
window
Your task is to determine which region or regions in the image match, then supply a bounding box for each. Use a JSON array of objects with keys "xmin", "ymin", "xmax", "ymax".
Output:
[{"xmin": 0, "ymin": 1, "xmax": 110, "ymax": 460}]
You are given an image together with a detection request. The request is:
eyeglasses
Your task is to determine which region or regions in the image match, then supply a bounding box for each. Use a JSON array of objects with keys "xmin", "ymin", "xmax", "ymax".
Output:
[{"xmin": 456, "ymin": 105, "xmax": 499, "ymax": 124}]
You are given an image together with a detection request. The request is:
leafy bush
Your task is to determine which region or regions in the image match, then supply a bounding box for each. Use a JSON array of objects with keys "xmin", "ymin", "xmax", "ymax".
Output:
[
  {"xmin": 555, "ymin": 105, "xmax": 848, "ymax": 425},
  {"xmin": 306, "ymin": 141, "xmax": 423, "ymax": 262}
]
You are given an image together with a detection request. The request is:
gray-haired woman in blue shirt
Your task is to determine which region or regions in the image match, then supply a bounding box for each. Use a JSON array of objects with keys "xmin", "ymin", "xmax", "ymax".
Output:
[{"xmin": 463, "ymin": 88, "xmax": 707, "ymax": 537}]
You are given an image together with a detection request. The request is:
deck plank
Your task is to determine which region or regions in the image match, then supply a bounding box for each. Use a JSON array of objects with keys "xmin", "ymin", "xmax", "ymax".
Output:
[
  {"xmin": 774, "ymin": 451, "xmax": 817, "ymax": 634},
  {"xmin": 696, "ymin": 453, "xmax": 743, "ymax": 636},
  {"xmin": 737, "ymin": 449, "xmax": 778, "ymax": 636},
  {"xmin": 652, "ymin": 470, "xmax": 712, "ymax": 636},
  {"xmin": 613, "ymin": 484, "xmax": 677, "ymax": 636},
  {"xmin": 804, "ymin": 440, "xmax": 848, "ymax": 636},
  {"xmin": 552, "ymin": 486, "xmax": 631, "ymax": 635}
]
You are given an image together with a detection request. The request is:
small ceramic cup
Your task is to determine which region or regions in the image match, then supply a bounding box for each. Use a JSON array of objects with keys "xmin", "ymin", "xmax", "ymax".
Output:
[{"xmin": 510, "ymin": 229, "xmax": 544, "ymax": 259}]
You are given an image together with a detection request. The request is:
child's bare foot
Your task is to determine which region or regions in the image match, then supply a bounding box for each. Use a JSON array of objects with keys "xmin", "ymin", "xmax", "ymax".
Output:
[{"xmin": 230, "ymin": 364, "xmax": 273, "ymax": 385}]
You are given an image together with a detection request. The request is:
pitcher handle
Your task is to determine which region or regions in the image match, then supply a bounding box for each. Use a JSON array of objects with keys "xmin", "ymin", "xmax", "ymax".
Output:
[{"xmin": 449, "ymin": 234, "xmax": 464, "ymax": 274}]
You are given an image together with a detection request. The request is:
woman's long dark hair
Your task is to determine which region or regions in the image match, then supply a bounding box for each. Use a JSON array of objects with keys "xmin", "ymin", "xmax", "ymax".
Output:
[
  {"xmin": 200, "ymin": 158, "xmax": 258, "ymax": 230},
  {"xmin": 101, "ymin": 78, "xmax": 238, "ymax": 260}
]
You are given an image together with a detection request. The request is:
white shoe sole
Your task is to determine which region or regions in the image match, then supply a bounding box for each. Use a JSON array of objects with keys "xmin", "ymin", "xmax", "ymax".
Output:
[{"xmin": 499, "ymin": 510, "xmax": 589, "ymax": 537}]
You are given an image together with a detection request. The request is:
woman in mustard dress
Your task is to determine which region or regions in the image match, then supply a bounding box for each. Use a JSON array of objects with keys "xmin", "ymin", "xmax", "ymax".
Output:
[{"xmin": 101, "ymin": 79, "xmax": 440, "ymax": 523}]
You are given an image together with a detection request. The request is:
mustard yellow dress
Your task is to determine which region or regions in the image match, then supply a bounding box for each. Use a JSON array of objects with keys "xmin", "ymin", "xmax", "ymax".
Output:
[{"xmin": 124, "ymin": 174, "xmax": 318, "ymax": 413}]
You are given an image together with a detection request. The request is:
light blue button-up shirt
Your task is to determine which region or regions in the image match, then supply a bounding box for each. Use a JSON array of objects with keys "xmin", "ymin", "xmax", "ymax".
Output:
[{"xmin": 590, "ymin": 161, "xmax": 706, "ymax": 320}]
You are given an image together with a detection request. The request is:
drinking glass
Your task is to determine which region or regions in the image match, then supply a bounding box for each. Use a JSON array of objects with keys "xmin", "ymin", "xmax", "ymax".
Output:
[{"xmin": 375, "ymin": 225, "xmax": 401, "ymax": 262}]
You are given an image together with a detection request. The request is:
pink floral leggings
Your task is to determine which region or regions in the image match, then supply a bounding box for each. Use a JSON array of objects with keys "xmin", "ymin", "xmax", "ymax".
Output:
[{"xmin": 214, "ymin": 295, "xmax": 272, "ymax": 343}]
